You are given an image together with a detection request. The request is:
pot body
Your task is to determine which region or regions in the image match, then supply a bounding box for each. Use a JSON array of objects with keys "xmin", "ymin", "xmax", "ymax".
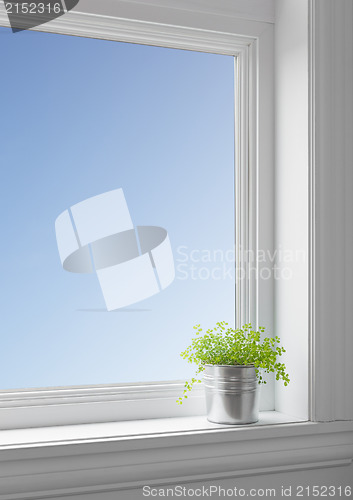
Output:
[{"xmin": 203, "ymin": 364, "xmax": 259, "ymax": 424}]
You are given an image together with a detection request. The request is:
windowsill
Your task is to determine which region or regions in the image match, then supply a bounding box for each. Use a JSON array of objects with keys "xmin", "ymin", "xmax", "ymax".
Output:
[
  {"xmin": 0, "ymin": 411, "xmax": 304, "ymax": 449},
  {"xmin": 0, "ymin": 413, "xmax": 352, "ymax": 499}
]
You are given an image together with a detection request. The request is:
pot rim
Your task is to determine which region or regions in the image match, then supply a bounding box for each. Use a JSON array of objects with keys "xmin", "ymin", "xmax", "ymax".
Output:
[{"xmin": 204, "ymin": 363, "xmax": 256, "ymax": 368}]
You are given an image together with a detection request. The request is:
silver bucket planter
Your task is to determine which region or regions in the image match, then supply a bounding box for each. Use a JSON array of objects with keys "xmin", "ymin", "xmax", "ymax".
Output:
[{"xmin": 203, "ymin": 364, "xmax": 260, "ymax": 424}]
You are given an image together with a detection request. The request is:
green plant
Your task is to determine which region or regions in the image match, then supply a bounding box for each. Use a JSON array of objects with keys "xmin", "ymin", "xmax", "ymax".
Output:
[{"xmin": 177, "ymin": 322, "xmax": 290, "ymax": 404}]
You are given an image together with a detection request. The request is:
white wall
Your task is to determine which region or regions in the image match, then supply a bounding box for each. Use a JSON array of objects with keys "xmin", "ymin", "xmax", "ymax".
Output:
[{"xmin": 274, "ymin": 0, "xmax": 309, "ymax": 420}]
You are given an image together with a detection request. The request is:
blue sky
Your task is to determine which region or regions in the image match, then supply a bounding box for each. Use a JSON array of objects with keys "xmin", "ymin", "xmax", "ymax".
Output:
[{"xmin": 0, "ymin": 27, "xmax": 235, "ymax": 389}]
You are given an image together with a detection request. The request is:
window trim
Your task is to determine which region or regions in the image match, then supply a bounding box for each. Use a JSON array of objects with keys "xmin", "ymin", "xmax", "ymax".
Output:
[
  {"xmin": 0, "ymin": 419, "xmax": 352, "ymax": 498},
  {"xmin": 0, "ymin": 381, "xmax": 205, "ymax": 429},
  {"xmin": 308, "ymin": 0, "xmax": 353, "ymax": 423}
]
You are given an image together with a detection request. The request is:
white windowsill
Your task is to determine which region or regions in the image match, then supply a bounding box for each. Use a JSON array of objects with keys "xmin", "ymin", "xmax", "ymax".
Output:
[
  {"xmin": 0, "ymin": 411, "xmax": 303, "ymax": 449},
  {"xmin": 0, "ymin": 413, "xmax": 352, "ymax": 499}
]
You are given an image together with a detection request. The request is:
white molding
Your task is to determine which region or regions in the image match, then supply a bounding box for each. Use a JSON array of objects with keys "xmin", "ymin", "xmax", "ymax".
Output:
[
  {"xmin": 0, "ymin": 6, "xmax": 267, "ymax": 42},
  {"xmin": 68, "ymin": 0, "xmax": 276, "ymax": 25},
  {"xmin": 0, "ymin": 420, "xmax": 352, "ymax": 499},
  {"xmin": 308, "ymin": 0, "xmax": 316, "ymax": 423},
  {"xmin": 235, "ymin": 36, "xmax": 264, "ymax": 331},
  {"xmin": 0, "ymin": 382, "xmax": 206, "ymax": 429},
  {"xmin": 0, "ymin": 0, "xmax": 275, "ymax": 32},
  {"xmin": 309, "ymin": 0, "xmax": 353, "ymax": 421}
]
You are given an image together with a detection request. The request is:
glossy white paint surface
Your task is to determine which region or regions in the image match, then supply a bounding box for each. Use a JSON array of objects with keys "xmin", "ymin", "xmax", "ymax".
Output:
[
  {"xmin": 274, "ymin": 0, "xmax": 309, "ymax": 420},
  {"xmin": 310, "ymin": 0, "xmax": 353, "ymax": 422}
]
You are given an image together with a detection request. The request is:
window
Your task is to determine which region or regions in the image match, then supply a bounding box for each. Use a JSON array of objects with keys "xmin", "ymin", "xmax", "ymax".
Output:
[
  {"xmin": 0, "ymin": 1, "xmax": 276, "ymax": 428},
  {"xmin": 1, "ymin": 3, "xmax": 352, "ymax": 497},
  {"xmin": 0, "ymin": 28, "xmax": 235, "ymax": 388}
]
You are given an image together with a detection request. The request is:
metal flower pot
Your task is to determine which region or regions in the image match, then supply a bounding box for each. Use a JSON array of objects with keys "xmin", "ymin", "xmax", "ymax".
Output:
[{"xmin": 203, "ymin": 364, "xmax": 259, "ymax": 424}]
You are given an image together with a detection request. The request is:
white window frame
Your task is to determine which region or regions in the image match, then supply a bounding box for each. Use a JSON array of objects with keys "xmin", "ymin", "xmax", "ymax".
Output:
[
  {"xmin": 0, "ymin": 1, "xmax": 353, "ymax": 497},
  {"xmin": 0, "ymin": 1, "xmax": 276, "ymax": 428}
]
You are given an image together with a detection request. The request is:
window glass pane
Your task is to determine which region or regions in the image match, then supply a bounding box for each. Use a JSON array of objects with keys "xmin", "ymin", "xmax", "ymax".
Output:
[{"xmin": 0, "ymin": 27, "xmax": 235, "ymax": 389}]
